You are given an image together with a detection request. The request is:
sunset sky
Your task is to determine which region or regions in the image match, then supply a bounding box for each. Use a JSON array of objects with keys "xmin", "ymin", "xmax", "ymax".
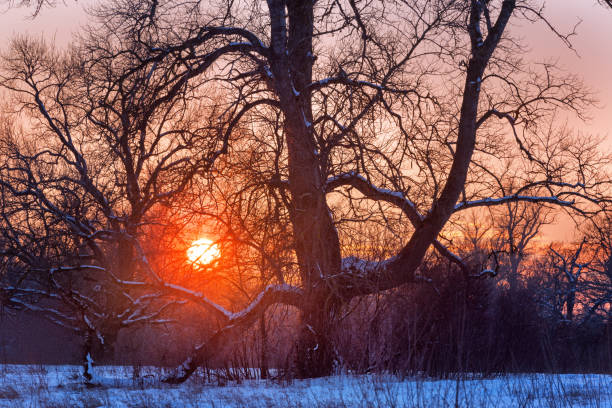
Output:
[
  {"xmin": 1, "ymin": 2, "xmax": 612, "ymax": 396},
  {"xmin": 0, "ymin": 0, "xmax": 610, "ymax": 241}
]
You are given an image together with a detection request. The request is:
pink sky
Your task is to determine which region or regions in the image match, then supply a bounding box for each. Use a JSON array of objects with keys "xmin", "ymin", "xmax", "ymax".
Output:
[
  {"xmin": 0, "ymin": 0, "xmax": 610, "ymax": 241},
  {"xmin": 515, "ymin": 1, "xmax": 612, "ymax": 140},
  {"xmin": 1, "ymin": 1, "xmax": 608, "ymax": 136},
  {"xmin": 1, "ymin": 1, "xmax": 608, "ymax": 133},
  {"xmin": 0, "ymin": 1, "xmax": 88, "ymax": 44}
]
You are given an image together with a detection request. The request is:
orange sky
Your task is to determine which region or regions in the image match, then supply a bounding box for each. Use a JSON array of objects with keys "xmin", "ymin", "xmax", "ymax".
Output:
[{"xmin": 0, "ymin": 0, "xmax": 610, "ymax": 242}]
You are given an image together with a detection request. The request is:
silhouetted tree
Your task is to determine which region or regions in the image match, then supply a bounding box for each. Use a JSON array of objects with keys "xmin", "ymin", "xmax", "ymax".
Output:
[
  {"xmin": 0, "ymin": 34, "xmax": 215, "ymax": 377},
  {"xmin": 2, "ymin": 0, "xmax": 612, "ymax": 382},
  {"xmin": 111, "ymin": 0, "xmax": 607, "ymax": 380}
]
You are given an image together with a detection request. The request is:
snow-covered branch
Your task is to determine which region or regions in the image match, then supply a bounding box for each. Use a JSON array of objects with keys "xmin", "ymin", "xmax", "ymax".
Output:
[
  {"xmin": 164, "ymin": 283, "xmax": 305, "ymax": 384},
  {"xmin": 325, "ymin": 171, "xmax": 420, "ymax": 224},
  {"xmin": 326, "ymin": 172, "xmax": 470, "ymax": 274},
  {"xmin": 454, "ymin": 195, "xmax": 574, "ymax": 212}
]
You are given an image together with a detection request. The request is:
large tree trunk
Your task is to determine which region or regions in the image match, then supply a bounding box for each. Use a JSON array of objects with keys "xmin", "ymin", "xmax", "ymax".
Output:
[
  {"xmin": 267, "ymin": 0, "xmax": 343, "ymax": 377},
  {"xmin": 266, "ymin": 0, "xmax": 516, "ymax": 378},
  {"xmin": 294, "ymin": 289, "xmax": 341, "ymax": 378}
]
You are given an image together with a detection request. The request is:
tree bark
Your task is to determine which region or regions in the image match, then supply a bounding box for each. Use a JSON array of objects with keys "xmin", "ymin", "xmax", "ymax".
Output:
[
  {"xmin": 294, "ymin": 289, "xmax": 340, "ymax": 378},
  {"xmin": 267, "ymin": 0, "xmax": 343, "ymax": 376}
]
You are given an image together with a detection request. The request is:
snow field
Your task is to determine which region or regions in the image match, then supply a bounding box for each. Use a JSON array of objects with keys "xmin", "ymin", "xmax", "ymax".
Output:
[{"xmin": 0, "ymin": 365, "xmax": 611, "ymax": 407}]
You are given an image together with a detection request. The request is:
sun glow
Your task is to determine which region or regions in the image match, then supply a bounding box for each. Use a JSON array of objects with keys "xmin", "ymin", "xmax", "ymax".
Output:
[{"xmin": 187, "ymin": 238, "xmax": 221, "ymax": 266}]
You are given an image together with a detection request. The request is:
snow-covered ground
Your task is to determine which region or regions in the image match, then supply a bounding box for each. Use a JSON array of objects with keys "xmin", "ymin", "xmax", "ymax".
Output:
[{"xmin": 0, "ymin": 365, "xmax": 610, "ymax": 407}]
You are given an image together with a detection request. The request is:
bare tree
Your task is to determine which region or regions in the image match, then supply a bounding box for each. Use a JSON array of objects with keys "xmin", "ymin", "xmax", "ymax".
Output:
[
  {"xmin": 2, "ymin": 0, "xmax": 612, "ymax": 381},
  {"xmin": 479, "ymin": 156, "xmax": 557, "ymax": 289},
  {"xmin": 546, "ymin": 240, "xmax": 591, "ymax": 323},
  {"xmin": 531, "ymin": 215, "xmax": 612, "ymax": 326},
  {"xmin": 578, "ymin": 214, "xmax": 612, "ymax": 323},
  {"xmin": 102, "ymin": 0, "xmax": 608, "ymax": 380},
  {"xmin": 0, "ymin": 34, "xmax": 220, "ymax": 377}
]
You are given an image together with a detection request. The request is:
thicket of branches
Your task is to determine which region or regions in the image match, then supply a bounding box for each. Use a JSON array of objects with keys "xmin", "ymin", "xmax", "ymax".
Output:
[{"xmin": 0, "ymin": 0, "xmax": 612, "ymax": 382}]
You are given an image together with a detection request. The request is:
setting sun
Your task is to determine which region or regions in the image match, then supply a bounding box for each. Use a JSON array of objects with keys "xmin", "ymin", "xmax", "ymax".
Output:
[{"xmin": 186, "ymin": 238, "xmax": 221, "ymax": 266}]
